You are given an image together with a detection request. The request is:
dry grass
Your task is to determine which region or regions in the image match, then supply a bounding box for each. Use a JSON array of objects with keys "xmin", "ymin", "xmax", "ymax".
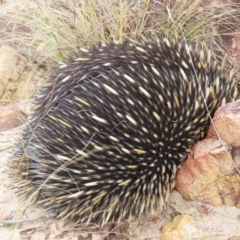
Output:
[{"xmin": 0, "ymin": 0, "xmax": 240, "ymax": 64}]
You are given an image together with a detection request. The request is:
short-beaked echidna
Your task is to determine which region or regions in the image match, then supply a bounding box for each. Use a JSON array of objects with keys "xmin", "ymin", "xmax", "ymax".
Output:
[{"xmin": 10, "ymin": 38, "xmax": 238, "ymax": 226}]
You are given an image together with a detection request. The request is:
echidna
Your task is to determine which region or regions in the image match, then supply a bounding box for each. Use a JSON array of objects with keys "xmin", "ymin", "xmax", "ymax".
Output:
[{"xmin": 10, "ymin": 38, "xmax": 238, "ymax": 226}]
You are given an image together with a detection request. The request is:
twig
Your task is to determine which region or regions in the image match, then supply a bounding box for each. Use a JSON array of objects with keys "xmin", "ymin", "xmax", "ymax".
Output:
[{"xmin": 0, "ymin": 212, "xmax": 57, "ymax": 227}]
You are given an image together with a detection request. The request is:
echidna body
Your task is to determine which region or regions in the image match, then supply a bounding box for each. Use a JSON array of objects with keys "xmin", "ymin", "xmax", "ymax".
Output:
[{"xmin": 11, "ymin": 38, "xmax": 238, "ymax": 225}]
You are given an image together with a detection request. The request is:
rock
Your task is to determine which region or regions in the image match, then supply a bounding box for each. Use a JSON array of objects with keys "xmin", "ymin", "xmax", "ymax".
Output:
[
  {"xmin": 208, "ymin": 99, "xmax": 240, "ymax": 147},
  {"xmin": 232, "ymin": 237, "xmax": 240, "ymax": 240},
  {"xmin": 161, "ymin": 215, "xmax": 197, "ymax": 240},
  {"xmin": 0, "ymin": 45, "xmax": 48, "ymax": 103},
  {"xmin": 0, "ymin": 105, "xmax": 27, "ymax": 131},
  {"xmin": 176, "ymin": 100, "xmax": 240, "ymax": 207}
]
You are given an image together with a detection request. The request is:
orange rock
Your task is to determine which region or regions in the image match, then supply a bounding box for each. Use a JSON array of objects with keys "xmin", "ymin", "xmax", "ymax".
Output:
[
  {"xmin": 0, "ymin": 105, "xmax": 27, "ymax": 131},
  {"xmin": 176, "ymin": 100, "xmax": 240, "ymax": 207},
  {"xmin": 208, "ymin": 99, "xmax": 240, "ymax": 147},
  {"xmin": 162, "ymin": 215, "xmax": 196, "ymax": 240}
]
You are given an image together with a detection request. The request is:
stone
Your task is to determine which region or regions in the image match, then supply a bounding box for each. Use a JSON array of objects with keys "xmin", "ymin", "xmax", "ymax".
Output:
[
  {"xmin": 0, "ymin": 105, "xmax": 27, "ymax": 131},
  {"xmin": 176, "ymin": 100, "xmax": 240, "ymax": 207}
]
